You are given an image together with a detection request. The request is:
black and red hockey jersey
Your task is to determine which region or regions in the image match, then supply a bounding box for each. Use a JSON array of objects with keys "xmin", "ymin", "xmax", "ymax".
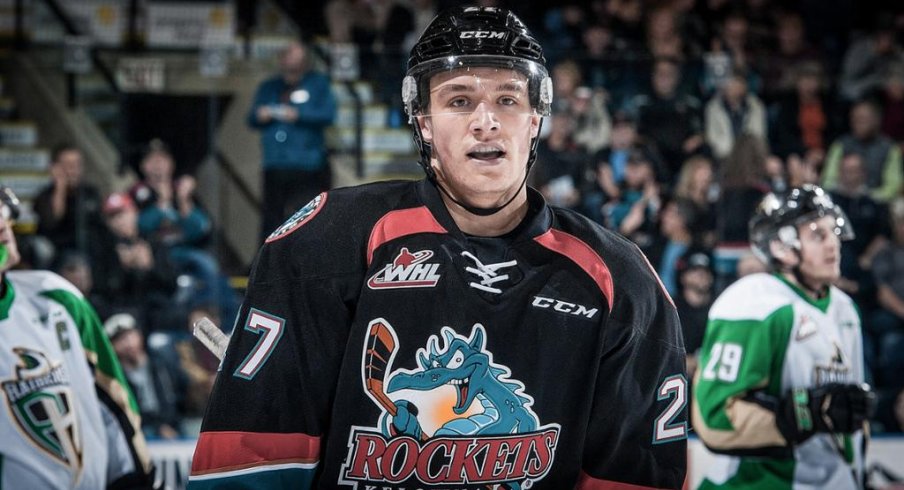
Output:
[{"xmin": 189, "ymin": 179, "xmax": 687, "ymax": 490}]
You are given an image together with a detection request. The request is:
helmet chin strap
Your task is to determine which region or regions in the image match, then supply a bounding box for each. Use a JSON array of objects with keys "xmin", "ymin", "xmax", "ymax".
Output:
[
  {"xmin": 433, "ymin": 170, "xmax": 529, "ymax": 216},
  {"xmin": 787, "ymin": 250, "xmax": 828, "ymax": 299},
  {"xmin": 424, "ymin": 118, "xmax": 542, "ymax": 218}
]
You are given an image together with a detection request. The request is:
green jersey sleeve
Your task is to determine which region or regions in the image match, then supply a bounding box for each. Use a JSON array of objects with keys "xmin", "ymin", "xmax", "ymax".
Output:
[
  {"xmin": 692, "ymin": 304, "xmax": 795, "ymax": 456},
  {"xmin": 41, "ymin": 288, "xmax": 154, "ymax": 486}
]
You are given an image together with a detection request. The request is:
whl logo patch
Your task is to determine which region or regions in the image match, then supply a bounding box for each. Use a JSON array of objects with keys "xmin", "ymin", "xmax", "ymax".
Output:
[
  {"xmin": 367, "ymin": 248, "xmax": 441, "ymax": 290},
  {"xmin": 2, "ymin": 348, "xmax": 83, "ymax": 476}
]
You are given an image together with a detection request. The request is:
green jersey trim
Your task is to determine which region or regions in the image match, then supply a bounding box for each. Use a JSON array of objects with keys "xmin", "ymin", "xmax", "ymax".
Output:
[
  {"xmin": 699, "ymin": 458, "xmax": 795, "ymax": 490},
  {"xmin": 40, "ymin": 289, "xmax": 141, "ymax": 415},
  {"xmin": 0, "ymin": 277, "xmax": 14, "ymax": 321},
  {"xmin": 774, "ymin": 273, "xmax": 831, "ymax": 313}
]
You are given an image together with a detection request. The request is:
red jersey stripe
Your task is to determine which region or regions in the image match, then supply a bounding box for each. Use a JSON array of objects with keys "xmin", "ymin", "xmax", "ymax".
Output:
[
  {"xmin": 576, "ymin": 471, "xmax": 666, "ymax": 490},
  {"xmin": 534, "ymin": 229, "xmax": 614, "ymax": 310},
  {"xmin": 367, "ymin": 206, "xmax": 447, "ymax": 265},
  {"xmin": 191, "ymin": 431, "xmax": 320, "ymax": 475}
]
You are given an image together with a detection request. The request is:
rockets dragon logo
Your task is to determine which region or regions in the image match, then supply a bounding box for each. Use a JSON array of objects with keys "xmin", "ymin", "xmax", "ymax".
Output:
[{"xmin": 339, "ymin": 319, "xmax": 560, "ymax": 489}]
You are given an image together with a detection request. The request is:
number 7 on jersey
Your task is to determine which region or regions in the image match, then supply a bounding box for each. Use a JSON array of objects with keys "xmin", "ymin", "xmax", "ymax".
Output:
[{"xmin": 234, "ymin": 309, "xmax": 286, "ymax": 380}]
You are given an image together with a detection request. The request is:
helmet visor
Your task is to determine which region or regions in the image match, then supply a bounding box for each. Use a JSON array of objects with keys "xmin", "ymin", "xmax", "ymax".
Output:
[
  {"xmin": 404, "ymin": 55, "xmax": 552, "ymax": 118},
  {"xmin": 790, "ymin": 206, "xmax": 855, "ymax": 242}
]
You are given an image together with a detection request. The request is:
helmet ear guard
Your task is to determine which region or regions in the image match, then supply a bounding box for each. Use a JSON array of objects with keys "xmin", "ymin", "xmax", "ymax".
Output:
[{"xmin": 0, "ymin": 186, "xmax": 21, "ymax": 221}]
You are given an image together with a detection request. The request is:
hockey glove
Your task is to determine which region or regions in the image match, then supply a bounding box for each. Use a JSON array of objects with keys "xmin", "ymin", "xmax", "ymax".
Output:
[{"xmin": 777, "ymin": 383, "xmax": 876, "ymax": 444}]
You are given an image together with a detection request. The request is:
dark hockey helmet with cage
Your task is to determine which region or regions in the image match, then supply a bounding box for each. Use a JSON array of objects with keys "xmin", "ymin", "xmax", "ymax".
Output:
[
  {"xmin": 403, "ymin": 6, "xmax": 553, "ymax": 178},
  {"xmin": 0, "ymin": 186, "xmax": 21, "ymax": 221},
  {"xmin": 749, "ymin": 184, "xmax": 854, "ymax": 266}
]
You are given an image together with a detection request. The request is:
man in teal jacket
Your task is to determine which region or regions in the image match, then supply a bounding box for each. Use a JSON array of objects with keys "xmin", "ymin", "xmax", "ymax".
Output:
[{"xmin": 248, "ymin": 40, "xmax": 337, "ymax": 242}]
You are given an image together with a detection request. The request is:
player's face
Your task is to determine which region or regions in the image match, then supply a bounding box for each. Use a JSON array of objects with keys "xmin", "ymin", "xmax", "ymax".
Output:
[
  {"xmin": 419, "ymin": 67, "xmax": 541, "ymax": 209},
  {"xmin": 796, "ymin": 215, "xmax": 842, "ymax": 286},
  {"xmin": 0, "ymin": 202, "xmax": 21, "ymax": 273}
]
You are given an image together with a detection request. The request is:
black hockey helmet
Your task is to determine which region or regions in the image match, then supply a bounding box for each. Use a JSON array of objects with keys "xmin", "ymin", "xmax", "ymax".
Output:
[
  {"xmin": 0, "ymin": 186, "xmax": 21, "ymax": 221},
  {"xmin": 403, "ymin": 6, "xmax": 552, "ymax": 180},
  {"xmin": 749, "ymin": 184, "xmax": 853, "ymax": 265}
]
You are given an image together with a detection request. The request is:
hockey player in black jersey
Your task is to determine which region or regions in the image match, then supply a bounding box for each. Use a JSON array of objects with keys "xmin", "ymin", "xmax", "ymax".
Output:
[{"xmin": 190, "ymin": 6, "xmax": 688, "ymax": 490}]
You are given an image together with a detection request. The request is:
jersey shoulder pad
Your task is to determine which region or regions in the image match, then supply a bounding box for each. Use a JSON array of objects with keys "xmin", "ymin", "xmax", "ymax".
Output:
[
  {"xmin": 549, "ymin": 207, "xmax": 666, "ymax": 309},
  {"xmin": 264, "ymin": 180, "xmax": 416, "ymax": 245},
  {"xmin": 709, "ymin": 273, "xmax": 788, "ymax": 321},
  {"xmin": 7, "ymin": 270, "xmax": 82, "ymax": 299}
]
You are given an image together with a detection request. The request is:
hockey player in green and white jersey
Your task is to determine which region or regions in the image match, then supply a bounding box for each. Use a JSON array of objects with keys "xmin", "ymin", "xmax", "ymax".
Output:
[
  {"xmin": 0, "ymin": 186, "xmax": 156, "ymax": 489},
  {"xmin": 693, "ymin": 184, "xmax": 875, "ymax": 489}
]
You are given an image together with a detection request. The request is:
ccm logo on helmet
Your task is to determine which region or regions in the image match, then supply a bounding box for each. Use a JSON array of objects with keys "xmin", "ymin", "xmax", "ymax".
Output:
[
  {"xmin": 460, "ymin": 31, "xmax": 506, "ymax": 39},
  {"xmin": 532, "ymin": 296, "xmax": 599, "ymax": 319}
]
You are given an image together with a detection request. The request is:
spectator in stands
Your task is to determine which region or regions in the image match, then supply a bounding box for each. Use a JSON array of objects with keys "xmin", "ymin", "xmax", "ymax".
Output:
[
  {"xmin": 868, "ymin": 197, "xmax": 904, "ymax": 390},
  {"xmin": 132, "ymin": 140, "xmax": 211, "ymax": 250},
  {"xmin": 821, "ymin": 100, "xmax": 903, "ymax": 203},
  {"xmin": 176, "ymin": 305, "xmax": 221, "ymax": 423},
  {"xmin": 839, "ymin": 14, "xmax": 904, "ymax": 102},
  {"xmin": 582, "ymin": 114, "xmax": 661, "ymax": 224},
  {"xmin": 673, "ymin": 155, "xmax": 716, "ymax": 246},
  {"xmin": 704, "ymin": 69, "xmax": 767, "ymax": 160},
  {"xmin": 830, "ymin": 153, "xmax": 889, "ymax": 305},
  {"xmin": 542, "ymin": 3, "xmax": 587, "ymax": 55},
  {"xmin": 53, "ymin": 250, "xmax": 95, "ymax": 302},
  {"xmin": 105, "ymin": 312, "xmax": 188, "ymax": 440},
  {"xmin": 632, "ymin": 58, "xmax": 704, "ymax": 181},
  {"xmin": 712, "ymin": 134, "xmax": 770, "ymax": 290},
  {"xmin": 579, "ymin": 22, "xmax": 621, "ymax": 91},
  {"xmin": 878, "ymin": 64, "xmax": 904, "ymax": 142},
  {"xmin": 713, "ymin": 12, "xmax": 760, "ymax": 89},
  {"xmin": 533, "ymin": 113, "xmax": 587, "ymax": 210},
  {"xmin": 604, "ymin": 149, "xmax": 662, "ymax": 253},
  {"xmin": 673, "ymin": 248, "xmax": 715, "ymax": 374},
  {"xmin": 372, "ymin": 0, "xmax": 416, "ymax": 124},
  {"xmin": 651, "ymin": 198, "xmax": 697, "ymax": 297},
  {"xmin": 94, "ymin": 191, "xmax": 181, "ymax": 331},
  {"xmin": 132, "ymin": 141, "xmax": 237, "ymax": 323},
  {"xmin": 325, "ymin": 0, "xmax": 379, "ymax": 45},
  {"xmin": 645, "ymin": 7, "xmax": 689, "ymax": 61},
  {"xmin": 607, "ymin": 0, "xmax": 645, "ymax": 48},
  {"xmin": 758, "ymin": 12, "xmax": 822, "ymax": 102},
  {"xmin": 550, "ymin": 59, "xmax": 611, "ymax": 154},
  {"xmin": 769, "ymin": 62, "xmax": 839, "ymax": 162},
  {"xmin": 247, "ymin": 40, "xmax": 337, "ymax": 242},
  {"xmin": 33, "ymin": 143, "xmax": 104, "ymax": 258}
]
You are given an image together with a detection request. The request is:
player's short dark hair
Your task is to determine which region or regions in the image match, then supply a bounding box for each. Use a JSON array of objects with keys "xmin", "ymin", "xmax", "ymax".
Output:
[{"xmin": 50, "ymin": 143, "xmax": 80, "ymax": 164}]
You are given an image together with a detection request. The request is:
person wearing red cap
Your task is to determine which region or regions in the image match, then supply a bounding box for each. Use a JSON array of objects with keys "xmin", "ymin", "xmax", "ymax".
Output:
[{"xmin": 92, "ymin": 191, "xmax": 181, "ymax": 331}]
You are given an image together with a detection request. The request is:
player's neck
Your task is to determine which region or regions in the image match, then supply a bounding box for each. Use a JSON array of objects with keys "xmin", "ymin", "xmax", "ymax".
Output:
[
  {"xmin": 441, "ymin": 189, "xmax": 529, "ymax": 237},
  {"xmin": 780, "ymin": 271, "xmax": 829, "ymax": 300}
]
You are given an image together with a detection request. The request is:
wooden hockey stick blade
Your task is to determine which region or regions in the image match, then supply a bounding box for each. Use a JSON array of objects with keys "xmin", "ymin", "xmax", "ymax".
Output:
[{"xmin": 193, "ymin": 316, "xmax": 230, "ymax": 361}]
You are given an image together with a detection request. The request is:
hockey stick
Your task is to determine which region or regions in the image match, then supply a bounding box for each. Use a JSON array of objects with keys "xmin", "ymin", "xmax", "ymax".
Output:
[
  {"xmin": 193, "ymin": 316, "xmax": 230, "ymax": 361},
  {"xmin": 363, "ymin": 319, "xmax": 399, "ymax": 416}
]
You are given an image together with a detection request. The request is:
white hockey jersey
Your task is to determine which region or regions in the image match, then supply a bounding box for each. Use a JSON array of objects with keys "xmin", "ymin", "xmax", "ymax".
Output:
[
  {"xmin": 0, "ymin": 270, "xmax": 151, "ymax": 489},
  {"xmin": 692, "ymin": 272, "xmax": 866, "ymax": 490}
]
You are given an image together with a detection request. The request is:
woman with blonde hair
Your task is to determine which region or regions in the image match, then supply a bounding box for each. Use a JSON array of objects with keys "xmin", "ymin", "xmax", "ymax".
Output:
[{"xmin": 674, "ymin": 155, "xmax": 716, "ymax": 245}]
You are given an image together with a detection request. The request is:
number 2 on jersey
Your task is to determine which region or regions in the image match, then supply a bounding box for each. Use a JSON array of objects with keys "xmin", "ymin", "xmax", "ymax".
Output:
[
  {"xmin": 653, "ymin": 374, "xmax": 687, "ymax": 443},
  {"xmin": 702, "ymin": 342, "xmax": 743, "ymax": 382},
  {"xmin": 234, "ymin": 309, "xmax": 286, "ymax": 380}
]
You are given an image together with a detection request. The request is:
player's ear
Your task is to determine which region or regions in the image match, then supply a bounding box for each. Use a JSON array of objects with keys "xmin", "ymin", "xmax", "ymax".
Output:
[
  {"xmin": 418, "ymin": 116, "xmax": 433, "ymax": 143},
  {"xmin": 529, "ymin": 114, "xmax": 541, "ymax": 139}
]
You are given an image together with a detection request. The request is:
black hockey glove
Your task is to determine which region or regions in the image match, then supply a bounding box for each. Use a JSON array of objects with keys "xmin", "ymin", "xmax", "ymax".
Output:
[{"xmin": 777, "ymin": 383, "xmax": 876, "ymax": 444}]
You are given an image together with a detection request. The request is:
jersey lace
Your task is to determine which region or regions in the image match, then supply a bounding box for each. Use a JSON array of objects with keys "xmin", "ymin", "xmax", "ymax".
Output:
[{"xmin": 461, "ymin": 251, "xmax": 518, "ymax": 294}]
